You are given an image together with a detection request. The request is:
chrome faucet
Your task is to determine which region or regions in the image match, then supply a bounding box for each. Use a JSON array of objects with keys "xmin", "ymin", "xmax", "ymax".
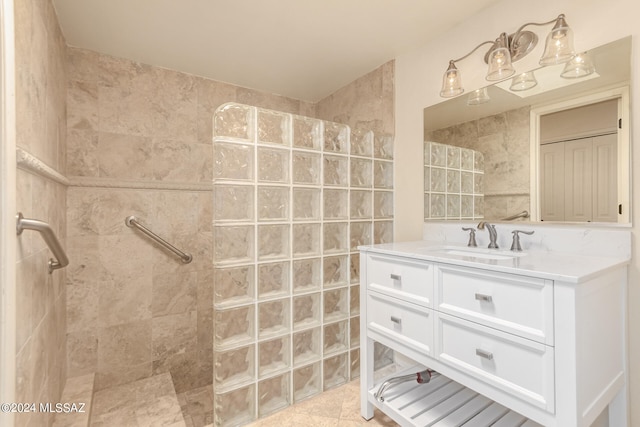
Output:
[{"xmin": 477, "ymin": 221, "xmax": 498, "ymax": 249}]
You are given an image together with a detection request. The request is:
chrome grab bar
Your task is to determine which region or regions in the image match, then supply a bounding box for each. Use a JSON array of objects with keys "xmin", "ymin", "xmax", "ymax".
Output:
[
  {"xmin": 125, "ymin": 216, "xmax": 193, "ymax": 264},
  {"xmin": 501, "ymin": 210, "xmax": 530, "ymax": 221},
  {"xmin": 16, "ymin": 213, "xmax": 69, "ymax": 274}
]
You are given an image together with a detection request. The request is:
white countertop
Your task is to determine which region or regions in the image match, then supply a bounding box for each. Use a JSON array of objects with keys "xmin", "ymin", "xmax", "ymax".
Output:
[{"xmin": 358, "ymin": 240, "xmax": 630, "ymax": 283}]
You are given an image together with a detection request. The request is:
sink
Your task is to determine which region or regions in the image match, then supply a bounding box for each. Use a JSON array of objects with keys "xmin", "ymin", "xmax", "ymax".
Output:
[{"xmin": 419, "ymin": 246, "xmax": 526, "ymax": 260}]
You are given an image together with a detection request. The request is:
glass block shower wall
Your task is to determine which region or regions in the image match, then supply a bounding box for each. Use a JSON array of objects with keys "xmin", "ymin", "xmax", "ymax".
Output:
[
  {"xmin": 424, "ymin": 141, "xmax": 484, "ymax": 220},
  {"xmin": 212, "ymin": 103, "xmax": 394, "ymax": 426}
]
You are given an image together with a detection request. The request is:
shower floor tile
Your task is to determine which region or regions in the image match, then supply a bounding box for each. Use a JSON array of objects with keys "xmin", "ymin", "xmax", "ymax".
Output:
[{"xmin": 90, "ymin": 373, "xmax": 185, "ymax": 427}]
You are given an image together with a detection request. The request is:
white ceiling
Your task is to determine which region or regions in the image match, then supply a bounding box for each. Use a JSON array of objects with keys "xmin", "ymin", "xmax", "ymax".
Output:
[{"xmin": 52, "ymin": 0, "xmax": 503, "ymax": 102}]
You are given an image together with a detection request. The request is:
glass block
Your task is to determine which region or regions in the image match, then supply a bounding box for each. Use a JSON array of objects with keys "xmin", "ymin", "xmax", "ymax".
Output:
[
  {"xmin": 258, "ymin": 373, "xmax": 290, "ymax": 418},
  {"xmin": 293, "ymin": 328, "xmax": 321, "ymax": 366},
  {"xmin": 293, "ymin": 293, "xmax": 321, "ymax": 330},
  {"xmin": 258, "ymin": 109, "xmax": 290, "ymax": 146},
  {"xmin": 424, "ymin": 166, "xmax": 431, "ymax": 192},
  {"xmin": 350, "ymin": 190, "xmax": 372, "ymax": 219},
  {"xmin": 257, "ymin": 186, "xmax": 289, "ymax": 221},
  {"xmin": 214, "ymin": 306, "xmax": 254, "ymax": 349},
  {"xmin": 323, "ymin": 189, "xmax": 348, "ymax": 220},
  {"xmin": 474, "ymin": 195, "xmax": 485, "ymax": 217},
  {"xmin": 214, "ymin": 103, "xmax": 254, "ymax": 141},
  {"xmin": 430, "ymin": 194, "xmax": 445, "ymax": 218},
  {"xmin": 373, "ymin": 221, "xmax": 393, "ymax": 245},
  {"xmin": 293, "ymin": 188, "xmax": 320, "ymax": 221},
  {"xmin": 323, "ymin": 320, "xmax": 348, "ymax": 356},
  {"xmin": 258, "ymin": 261, "xmax": 290, "ymax": 300},
  {"xmin": 350, "ymin": 316, "xmax": 360, "ymax": 346},
  {"xmin": 350, "ymin": 348, "xmax": 360, "ymax": 380},
  {"xmin": 373, "ymin": 134, "xmax": 393, "ymax": 160},
  {"xmin": 258, "ymin": 299, "xmax": 290, "ymax": 339},
  {"xmin": 373, "ymin": 161, "xmax": 393, "ymax": 189},
  {"xmin": 350, "ymin": 254, "xmax": 360, "ymax": 284},
  {"xmin": 350, "ymin": 158, "xmax": 372, "ymax": 187},
  {"xmin": 323, "ymin": 222, "xmax": 348, "ymax": 254},
  {"xmin": 258, "ymin": 224, "xmax": 289, "ymax": 261},
  {"xmin": 293, "ymin": 363, "xmax": 321, "ymax": 402},
  {"xmin": 474, "ymin": 173, "xmax": 484, "ymax": 194},
  {"xmin": 374, "ymin": 342, "xmax": 394, "ymax": 370},
  {"xmin": 323, "ymin": 155, "xmax": 348, "ymax": 187},
  {"xmin": 324, "ymin": 289, "xmax": 348, "ymax": 323},
  {"xmin": 474, "ymin": 151, "xmax": 485, "ymax": 172},
  {"xmin": 323, "ymin": 256, "xmax": 348, "ymax": 288},
  {"xmin": 447, "ymin": 170, "xmax": 460, "ymax": 193},
  {"xmin": 258, "ymin": 337, "xmax": 290, "ymax": 378},
  {"xmin": 447, "ymin": 194, "xmax": 460, "ymax": 218},
  {"xmin": 350, "ymin": 286, "xmax": 360, "ymax": 316},
  {"xmin": 324, "ymin": 122, "xmax": 349, "ymax": 153},
  {"xmin": 424, "ymin": 193, "xmax": 430, "ymax": 220},
  {"xmin": 423, "ymin": 141, "xmax": 431, "ymax": 166},
  {"xmin": 214, "ymin": 383, "xmax": 255, "ymax": 427},
  {"xmin": 292, "ymin": 116, "xmax": 322, "ymax": 150},
  {"xmin": 292, "ymin": 223, "xmax": 321, "ymax": 258},
  {"xmin": 350, "ymin": 222, "xmax": 371, "ymax": 252},
  {"xmin": 447, "ymin": 145, "xmax": 460, "ymax": 168},
  {"xmin": 214, "ymin": 345, "xmax": 255, "ymax": 389},
  {"xmin": 214, "ymin": 142, "xmax": 254, "ymax": 182},
  {"xmin": 323, "ymin": 353, "xmax": 348, "ymax": 390},
  {"xmin": 461, "ymin": 172, "xmax": 474, "ymax": 194},
  {"xmin": 461, "ymin": 148, "xmax": 474, "ymax": 170},
  {"xmin": 292, "ymin": 258, "xmax": 321, "ymax": 294},
  {"xmin": 292, "ymin": 151, "xmax": 321, "ymax": 185},
  {"xmin": 214, "ymin": 265, "xmax": 255, "ymax": 308},
  {"xmin": 214, "ymin": 185, "xmax": 254, "ymax": 222},
  {"xmin": 351, "ymin": 128, "xmax": 373, "ymax": 157},
  {"xmin": 214, "ymin": 225, "xmax": 254, "ymax": 265},
  {"xmin": 461, "ymin": 195, "xmax": 474, "ymax": 218},
  {"xmin": 373, "ymin": 191, "xmax": 393, "ymax": 219},
  {"xmin": 431, "ymin": 142, "xmax": 446, "ymax": 167},
  {"xmin": 257, "ymin": 147, "xmax": 289, "ymax": 183},
  {"xmin": 430, "ymin": 167, "xmax": 446, "ymax": 192}
]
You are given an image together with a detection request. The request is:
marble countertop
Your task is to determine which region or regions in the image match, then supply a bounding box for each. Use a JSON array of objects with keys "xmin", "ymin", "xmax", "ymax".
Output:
[{"xmin": 358, "ymin": 240, "xmax": 630, "ymax": 283}]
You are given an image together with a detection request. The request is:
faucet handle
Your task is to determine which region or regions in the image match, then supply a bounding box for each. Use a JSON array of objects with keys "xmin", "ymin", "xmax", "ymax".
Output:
[
  {"xmin": 511, "ymin": 230, "xmax": 534, "ymax": 251},
  {"xmin": 462, "ymin": 227, "xmax": 477, "ymax": 247}
]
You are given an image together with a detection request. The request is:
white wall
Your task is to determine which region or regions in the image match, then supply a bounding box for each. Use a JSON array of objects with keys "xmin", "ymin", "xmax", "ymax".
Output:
[{"xmin": 394, "ymin": 0, "xmax": 640, "ymax": 424}]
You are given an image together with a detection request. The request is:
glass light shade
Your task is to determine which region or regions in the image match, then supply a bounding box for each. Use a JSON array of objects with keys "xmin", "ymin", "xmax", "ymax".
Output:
[
  {"xmin": 467, "ymin": 87, "xmax": 490, "ymax": 105},
  {"xmin": 539, "ymin": 16, "xmax": 575, "ymax": 65},
  {"xmin": 486, "ymin": 34, "xmax": 515, "ymax": 81},
  {"xmin": 510, "ymin": 71, "xmax": 538, "ymax": 91},
  {"xmin": 560, "ymin": 52, "xmax": 595, "ymax": 78},
  {"xmin": 440, "ymin": 61, "xmax": 463, "ymax": 98}
]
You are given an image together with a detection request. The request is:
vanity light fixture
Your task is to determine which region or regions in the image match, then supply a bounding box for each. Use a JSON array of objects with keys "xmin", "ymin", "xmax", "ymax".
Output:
[
  {"xmin": 439, "ymin": 13, "xmax": 575, "ymax": 98},
  {"xmin": 510, "ymin": 71, "xmax": 538, "ymax": 91},
  {"xmin": 467, "ymin": 87, "xmax": 491, "ymax": 105},
  {"xmin": 560, "ymin": 52, "xmax": 595, "ymax": 78}
]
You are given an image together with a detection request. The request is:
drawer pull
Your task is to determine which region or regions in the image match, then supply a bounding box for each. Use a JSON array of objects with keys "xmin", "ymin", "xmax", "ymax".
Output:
[
  {"xmin": 475, "ymin": 348, "xmax": 494, "ymax": 360},
  {"xmin": 390, "ymin": 273, "xmax": 402, "ymax": 281},
  {"xmin": 390, "ymin": 316, "xmax": 402, "ymax": 325},
  {"xmin": 474, "ymin": 293, "xmax": 493, "ymax": 303}
]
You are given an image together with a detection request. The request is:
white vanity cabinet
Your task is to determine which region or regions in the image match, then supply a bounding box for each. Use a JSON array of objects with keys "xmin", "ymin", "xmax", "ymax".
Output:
[{"xmin": 360, "ymin": 245, "xmax": 628, "ymax": 427}]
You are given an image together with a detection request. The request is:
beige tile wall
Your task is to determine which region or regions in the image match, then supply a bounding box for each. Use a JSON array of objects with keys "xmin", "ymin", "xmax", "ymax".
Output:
[{"xmin": 14, "ymin": 0, "xmax": 68, "ymax": 426}]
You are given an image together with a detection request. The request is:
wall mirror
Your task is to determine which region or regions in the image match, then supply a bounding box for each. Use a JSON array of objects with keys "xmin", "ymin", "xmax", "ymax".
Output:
[{"xmin": 423, "ymin": 36, "xmax": 631, "ymax": 224}]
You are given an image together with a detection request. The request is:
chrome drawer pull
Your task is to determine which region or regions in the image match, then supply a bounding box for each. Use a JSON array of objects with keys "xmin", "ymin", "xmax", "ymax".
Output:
[
  {"xmin": 476, "ymin": 349, "xmax": 494, "ymax": 360},
  {"xmin": 390, "ymin": 273, "xmax": 402, "ymax": 281},
  {"xmin": 474, "ymin": 293, "xmax": 493, "ymax": 303},
  {"xmin": 390, "ymin": 316, "xmax": 402, "ymax": 325}
]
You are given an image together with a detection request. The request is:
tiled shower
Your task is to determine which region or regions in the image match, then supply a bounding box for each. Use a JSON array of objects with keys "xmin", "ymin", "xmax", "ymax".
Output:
[{"xmin": 212, "ymin": 103, "xmax": 394, "ymax": 425}]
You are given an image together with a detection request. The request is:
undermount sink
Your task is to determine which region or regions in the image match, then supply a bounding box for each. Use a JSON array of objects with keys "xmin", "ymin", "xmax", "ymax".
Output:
[{"xmin": 420, "ymin": 246, "xmax": 527, "ymax": 260}]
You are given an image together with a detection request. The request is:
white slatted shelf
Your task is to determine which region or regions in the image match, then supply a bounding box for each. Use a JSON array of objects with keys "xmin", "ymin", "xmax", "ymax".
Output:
[{"xmin": 367, "ymin": 366, "xmax": 543, "ymax": 427}]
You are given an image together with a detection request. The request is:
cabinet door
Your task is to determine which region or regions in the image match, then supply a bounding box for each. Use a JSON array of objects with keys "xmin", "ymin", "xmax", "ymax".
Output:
[
  {"xmin": 564, "ymin": 138, "xmax": 593, "ymax": 222},
  {"xmin": 592, "ymin": 133, "xmax": 618, "ymax": 222},
  {"xmin": 540, "ymin": 143, "xmax": 565, "ymax": 221}
]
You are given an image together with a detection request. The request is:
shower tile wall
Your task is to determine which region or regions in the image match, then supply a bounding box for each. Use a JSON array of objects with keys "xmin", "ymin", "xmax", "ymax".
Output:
[
  {"xmin": 213, "ymin": 103, "xmax": 394, "ymax": 425},
  {"xmin": 423, "ymin": 142, "xmax": 484, "ymax": 220}
]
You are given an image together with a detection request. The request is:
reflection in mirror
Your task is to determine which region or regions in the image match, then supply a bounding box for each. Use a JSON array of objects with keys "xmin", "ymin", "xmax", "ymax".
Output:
[{"xmin": 423, "ymin": 36, "xmax": 631, "ymax": 224}]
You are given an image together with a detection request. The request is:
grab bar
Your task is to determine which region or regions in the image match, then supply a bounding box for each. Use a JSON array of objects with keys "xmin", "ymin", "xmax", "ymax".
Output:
[
  {"xmin": 16, "ymin": 213, "xmax": 69, "ymax": 273},
  {"xmin": 501, "ymin": 210, "xmax": 530, "ymax": 221},
  {"xmin": 125, "ymin": 216, "xmax": 192, "ymax": 264}
]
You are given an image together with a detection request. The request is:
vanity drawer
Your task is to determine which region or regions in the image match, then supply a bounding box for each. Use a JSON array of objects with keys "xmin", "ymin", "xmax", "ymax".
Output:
[
  {"xmin": 367, "ymin": 290, "xmax": 433, "ymax": 357},
  {"xmin": 436, "ymin": 265, "xmax": 553, "ymax": 345},
  {"xmin": 437, "ymin": 313, "xmax": 555, "ymax": 412},
  {"xmin": 366, "ymin": 254, "xmax": 433, "ymax": 307}
]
